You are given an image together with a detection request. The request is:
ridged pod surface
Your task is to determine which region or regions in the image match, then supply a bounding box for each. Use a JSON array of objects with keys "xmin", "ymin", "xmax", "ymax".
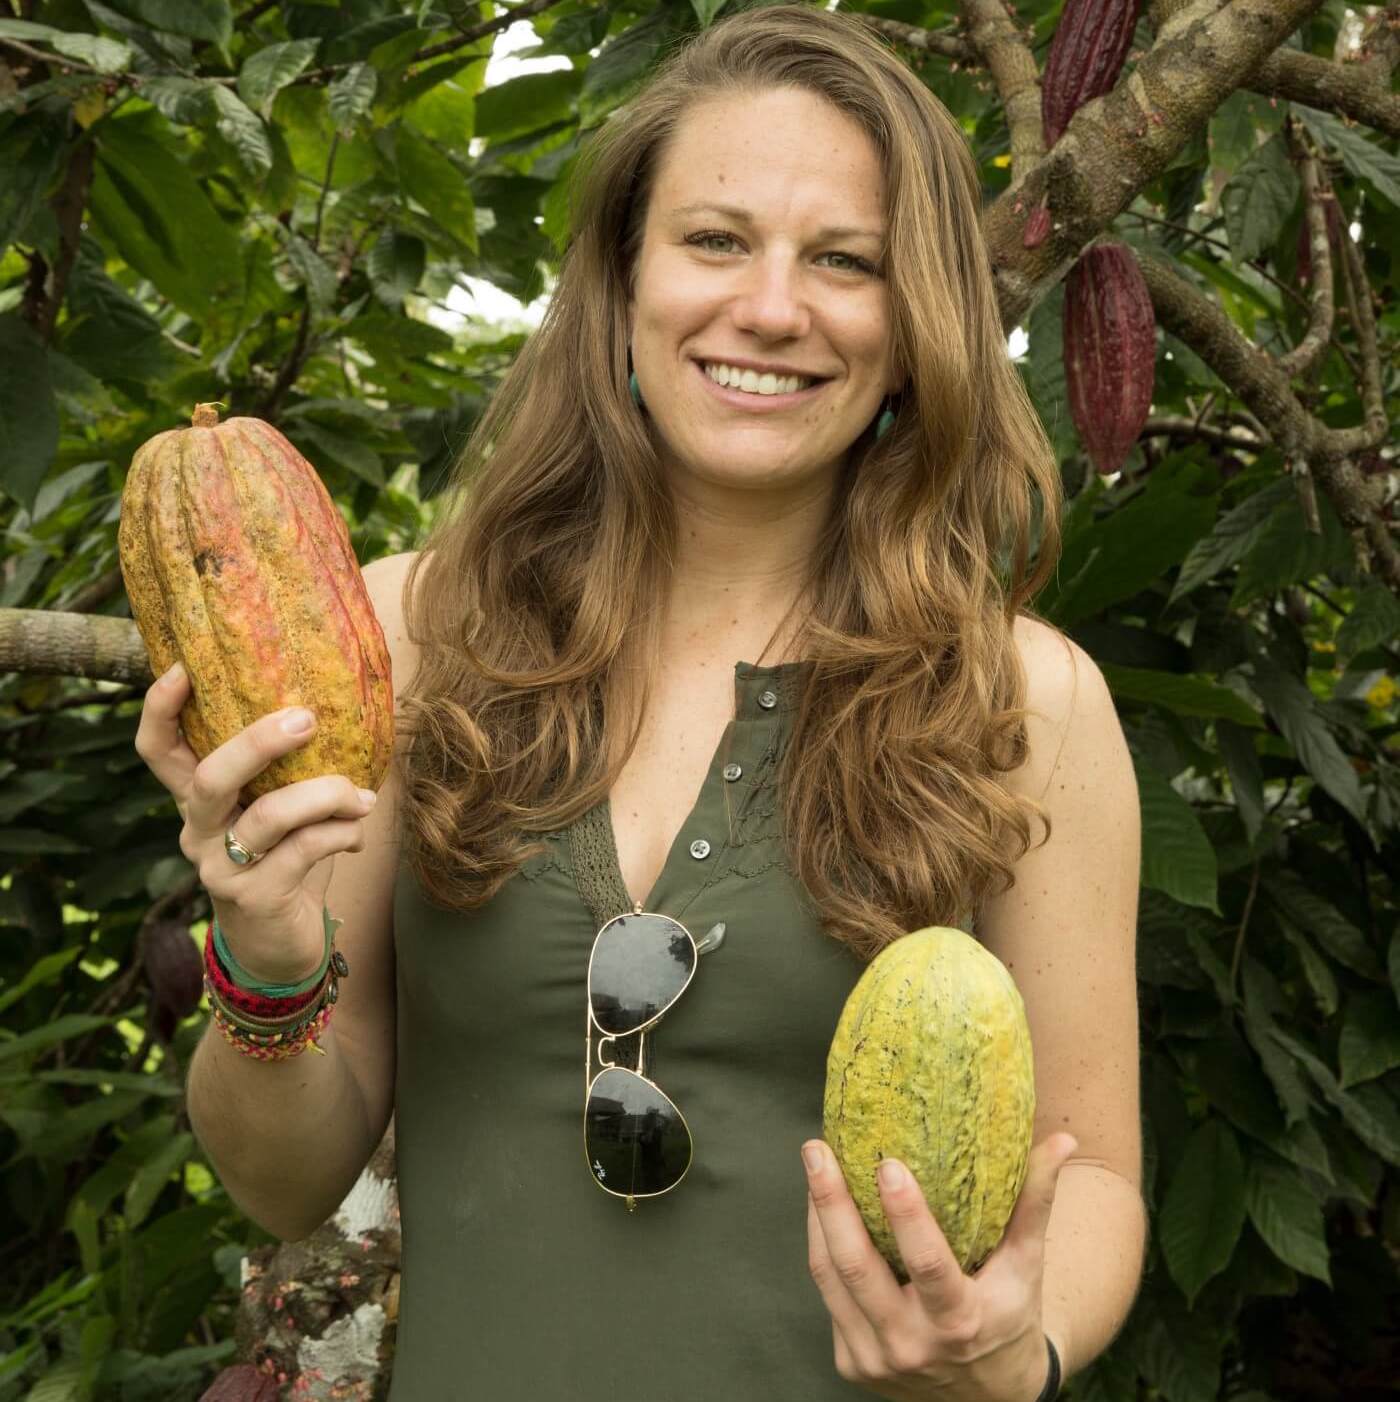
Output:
[
  {"xmin": 1063, "ymin": 242, "xmax": 1157, "ymax": 477},
  {"xmin": 1041, "ymin": 0, "xmax": 1142, "ymax": 146},
  {"xmin": 118, "ymin": 405, "xmax": 394, "ymax": 808},
  {"xmin": 823, "ymin": 927, "xmax": 1035, "ymax": 1280}
]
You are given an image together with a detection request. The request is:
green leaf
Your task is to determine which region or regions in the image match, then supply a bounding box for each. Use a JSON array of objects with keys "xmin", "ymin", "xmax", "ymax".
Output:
[
  {"xmin": 66, "ymin": 1115, "xmax": 178, "ymax": 1226},
  {"xmin": 0, "ymin": 946, "xmax": 81, "ymax": 1014},
  {"xmin": 327, "ymin": 62, "xmax": 379, "ymax": 137},
  {"xmin": 287, "ymin": 421, "xmax": 384, "ymax": 487},
  {"xmin": 1296, "ymin": 104, "xmax": 1400, "ymax": 208},
  {"xmin": 1169, "ymin": 477, "xmax": 1293, "ymax": 602},
  {"xmin": 1230, "ymin": 483, "xmax": 1356, "ymax": 607},
  {"xmin": 283, "ymin": 230, "xmax": 338, "ymax": 313},
  {"xmin": 89, "ymin": 118, "xmax": 244, "ymax": 321},
  {"xmin": 0, "ymin": 1013, "xmax": 111, "ymax": 1061},
  {"xmin": 1338, "ymin": 988, "xmax": 1400, "ymax": 1088},
  {"xmin": 135, "ymin": 76, "xmax": 214, "ymax": 126},
  {"xmin": 367, "ymin": 228, "xmax": 426, "ymax": 308},
  {"xmin": 22, "ymin": 1358, "xmax": 83, "ymax": 1402},
  {"xmin": 691, "ymin": 0, "xmax": 729, "ymax": 24},
  {"xmin": 0, "ymin": 111, "xmax": 66, "ymax": 250},
  {"xmin": 237, "ymin": 38, "xmax": 320, "ymax": 118},
  {"xmin": 207, "ymin": 86, "xmax": 273, "ymax": 178},
  {"xmin": 392, "ymin": 123, "xmax": 477, "ymax": 253},
  {"xmin": 1277, "ymin": 914, "xmax": 1339, "ymax": 1017},
  {"xmin": 1042, "ymin": 460, "xmax": 1219, "ymax": 627},
  {"xmin": 1100, "ymin": 664, "xmax": 1263, "ymax": 727},
  {"xmin": 123, "ymin": 1131, "xmax": 195, "ymax": 1228},
  {"xmin": 1215, "ymin": 719, "xmax": 1267, "ymax": 843},
  {"xmin": 1208, "ymin": 89, "xmax": 1283, "ymax": 183},
  {"xmin": 1133, "ymin": 755, "xmax": 1220, "ymax": 913},
  {"xmin": 50, "ymin": 31, "xmax": 131, "ymax": 73},
  {"xmin": 1221, "ymin": 135, "xmax": 1298, "ymax": 266},
  {"xmin": 1336, "ymin": 584, "xmax": 1400, "ymax": 667},
  {"xmin": 475, "ymin": 69, "xmax": 583, "ymax": 144},
  {"xmin": 0, "ymin": 314, "xmax": 58, "ymax": 517},
  {"xmin": 97, "ymin": 0, "xmax": 232, "ymax": 44},
  {"xmin": 1245, "ymin": 1153, "xmax": 1332, "ymax": 1284},
  {"xmin": 1263, "ymin": 870, "xmax": 1384, "ymax": 980},
  {"xmin": 1158, "ymin": 1118, "xmax": 1247, "ymax": 1305},
  {"xmin": 579, "ymin": 10, "xmax": 678, "ymax": 128},
  {"xmin": 1245, "ymin": 657, "xmax": 1368, "ymax": 828},
  {"xmin": 1270, "ymin": 1027, "xmax": 1400, "ymax": 1165}
]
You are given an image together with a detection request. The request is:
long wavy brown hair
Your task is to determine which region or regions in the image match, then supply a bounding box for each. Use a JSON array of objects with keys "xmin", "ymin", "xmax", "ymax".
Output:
[{"xmin": 394, "ymin": 1, "xmax": 1065, "ymax": 960}]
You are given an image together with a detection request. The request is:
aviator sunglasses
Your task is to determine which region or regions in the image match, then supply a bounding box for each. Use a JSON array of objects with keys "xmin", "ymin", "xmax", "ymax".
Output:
[{"xmin": 584, "ymin": 903, "xmax": 725, "ymax": 1211}]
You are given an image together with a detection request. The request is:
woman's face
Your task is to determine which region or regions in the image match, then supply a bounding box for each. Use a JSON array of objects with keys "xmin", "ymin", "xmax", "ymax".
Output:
[{"xmin": 626, "ymin": 86, "xmax": 901, "ymax": 493}]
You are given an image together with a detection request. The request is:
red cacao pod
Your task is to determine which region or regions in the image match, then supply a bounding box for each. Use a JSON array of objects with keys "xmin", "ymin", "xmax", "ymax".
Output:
[
  {"xmin": 199, "ymin": 1364, "xmax": 280, "ymax": 1401},
  {"xmin": 1042, "ymin": 0, "xmax": 1142, "ymax": 146},
  {"xmin": 1063, "ymin": 242, "xmax": 1157, "ymax": 477},
  {"xmin": 142, "ymin": 919, "xmax": 204, "ymax": 1024},
  {"xmin": 118, "ymin": 405, "xmax": 393, "ymax": 808}
]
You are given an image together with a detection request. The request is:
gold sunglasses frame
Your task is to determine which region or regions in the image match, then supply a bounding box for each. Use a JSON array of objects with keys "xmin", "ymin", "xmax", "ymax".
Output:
[{"xmin": 583, "ymin": 901, "xmax": 726, "ymax": 1211}]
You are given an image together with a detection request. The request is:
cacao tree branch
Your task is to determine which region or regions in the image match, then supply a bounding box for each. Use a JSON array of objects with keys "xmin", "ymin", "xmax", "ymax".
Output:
[
  {"xmin": 854, "ymin": 14, "xmax": 975, "ymax": 65},
  {"xmin": 0, "ymin": 609, "xmax": 150, "ymax": 685},
  {"xmin": 1250, "ymin": 39, "xmax": 1400, "ymax": 138},
  {"xmin": 19, "ymin": 137, "xmax": 95, "ymax": 345},
  {"xmin": 1134, "ymin": 249, "xmax": 1400, "ymax": 590},
  {"xmin": 1277, "ymin": 134, "xmax": 1337, "ymax": 381},
  {"xmin": 981, "ymin": 0, "xmax": 1328, "ymax": 329},
  {"xmin": 957, "ymin": 0, "xmax": 1046, "ymax": 176},
  {"xmin": 1317, "ymin": 208, "xmax": 1389, "ymax": 459},
  {"xmin": 1141, "ymin": 416, "xmax": 1263, "ymax": 449}
]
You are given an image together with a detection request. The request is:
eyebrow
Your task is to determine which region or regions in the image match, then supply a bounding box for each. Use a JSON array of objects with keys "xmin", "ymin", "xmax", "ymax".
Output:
[{"xmin": 670, "ymin": 202, "xmax": 885, "ymax": 244}]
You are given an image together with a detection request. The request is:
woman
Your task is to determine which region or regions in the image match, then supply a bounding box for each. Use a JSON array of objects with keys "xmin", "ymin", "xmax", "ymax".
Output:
[{"xmin": 141, "ymin": 5, "xmax": 1145, "ymax": 1398}]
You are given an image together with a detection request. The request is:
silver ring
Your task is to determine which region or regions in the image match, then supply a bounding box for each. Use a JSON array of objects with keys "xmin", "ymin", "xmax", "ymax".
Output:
[{"xmin": 224, "ymin": 828, "xmax": 265, "ymax": 867}]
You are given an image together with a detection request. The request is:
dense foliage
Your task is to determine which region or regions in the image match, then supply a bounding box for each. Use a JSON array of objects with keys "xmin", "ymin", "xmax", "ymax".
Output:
[{"xmin": 0, "ymin": 0, "xmax": 1396, "ymax": 1397}]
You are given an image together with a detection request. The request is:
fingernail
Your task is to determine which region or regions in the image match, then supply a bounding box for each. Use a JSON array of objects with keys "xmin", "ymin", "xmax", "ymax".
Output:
[
  {"xmin": 802, "ymin": 1144, "xmax": 825, "ymax": 1176},
  {"xmin": 283, "ymin": 709, "xmax": 315, "ymax": 734},
  {"xmin": 358, "ymin": 788, "xmax": 377, "ymax": 806},
  {"xmin": 163, "ymin": 662, "xmax": 185, "ymax": 684},
  {"xmin": 878, "ymin": 1159, "xmax": 910, "ymax": 1190}
]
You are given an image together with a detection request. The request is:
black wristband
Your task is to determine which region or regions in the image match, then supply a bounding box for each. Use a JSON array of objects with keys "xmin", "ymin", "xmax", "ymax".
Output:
[{"xmin": 1033, "ymin": 1334, "xmax": 1062, "ymax": 1402}]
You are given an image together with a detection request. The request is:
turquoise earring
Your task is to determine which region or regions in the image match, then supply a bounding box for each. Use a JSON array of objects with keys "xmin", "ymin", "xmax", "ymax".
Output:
[
  {"xmin": 629, "ymin": 369, "xmax": 643, "ymax": 408},
  {"xmin": 874, "ymin": 399, "xmax": 896, "ymax": 440}
]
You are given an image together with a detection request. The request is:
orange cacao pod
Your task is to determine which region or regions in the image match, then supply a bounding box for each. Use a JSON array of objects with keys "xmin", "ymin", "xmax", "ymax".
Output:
[
  {"xmin": 1063, "ymin": 242, "xmax": 1157, "ymax": 477},
  {"xmin": 1042, "ymin": 0, "xmax": 1142, "ymax": 146},
  {"xmin": 199, "ymin": 1364, "xmax": 280, "ymax": 1401},
  {"xmin": 118, "ymin": 405, "xmax": 393, "ymax": 807}
]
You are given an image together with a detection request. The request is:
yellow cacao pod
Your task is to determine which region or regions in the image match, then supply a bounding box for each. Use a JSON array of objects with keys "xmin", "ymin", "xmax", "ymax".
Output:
[
  {"xmin": 823, "ymin": 926, "xmax": 1036, "ymax": 1279},
  {"xmin": 118, "ymin": 404, "xmax": 394, "ymax": 807}
]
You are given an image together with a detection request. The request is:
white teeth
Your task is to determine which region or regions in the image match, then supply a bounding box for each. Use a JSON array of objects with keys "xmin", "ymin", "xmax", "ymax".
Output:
[{"xmin": 703, "ymin": 362, "xmax": 812, "ymax": 396}]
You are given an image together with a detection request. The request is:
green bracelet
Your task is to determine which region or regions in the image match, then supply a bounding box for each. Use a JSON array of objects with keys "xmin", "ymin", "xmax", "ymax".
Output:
[{"xmin": 213, "ymin": 904, "xmax": 343, "ymax": 998}]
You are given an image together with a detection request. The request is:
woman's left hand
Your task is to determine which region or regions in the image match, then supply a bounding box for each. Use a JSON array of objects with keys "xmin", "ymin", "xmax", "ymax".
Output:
[{"xmin": 803, "ymin": 1131, "xmax": 1077, "ymax": 1401}]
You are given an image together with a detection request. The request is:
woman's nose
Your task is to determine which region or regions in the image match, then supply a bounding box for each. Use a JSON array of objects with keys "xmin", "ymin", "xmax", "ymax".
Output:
[{"xmin": 728, "ymin": 255, "xmax": 811, "ymax": 341}]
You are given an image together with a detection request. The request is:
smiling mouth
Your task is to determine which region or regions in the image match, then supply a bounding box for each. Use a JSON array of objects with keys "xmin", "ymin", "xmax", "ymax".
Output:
[{"xmin": 692, "ymin": 358, "xmax": 824, "ymax": 398}]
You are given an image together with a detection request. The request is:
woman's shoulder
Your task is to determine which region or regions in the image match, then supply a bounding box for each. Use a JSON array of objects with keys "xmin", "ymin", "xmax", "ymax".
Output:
[
  {"xmin": 360, "ymin": 550, "xmax": 427, "ymax": 697},
  {"xmin": 1006, "ymin": 613, "xmax": 1114, "ymax": 798}
]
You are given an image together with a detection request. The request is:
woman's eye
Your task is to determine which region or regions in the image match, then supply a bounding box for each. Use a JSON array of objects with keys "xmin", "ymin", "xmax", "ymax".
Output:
[{"xmin": 685, "ymin": 231, "xmax": 874, "ymax": 274}]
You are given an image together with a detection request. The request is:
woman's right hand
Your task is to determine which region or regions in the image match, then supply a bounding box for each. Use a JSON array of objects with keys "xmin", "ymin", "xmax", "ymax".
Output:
[{"xmin": 135, "ymin": 661, "xmax": 379, "ymax": 986}]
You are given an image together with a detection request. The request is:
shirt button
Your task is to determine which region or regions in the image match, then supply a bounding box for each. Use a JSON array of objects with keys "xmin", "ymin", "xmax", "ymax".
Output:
[
  {"xmin": 689, "ymin": 839, "xmax": 711, "ymax": 860},
  {"xmin": 757, "ymin": 690, "xmax": 778, "ymax": 710},
  {"xmin": 723, "ymin": 763, "xmax": 743, "ymax": 781}
]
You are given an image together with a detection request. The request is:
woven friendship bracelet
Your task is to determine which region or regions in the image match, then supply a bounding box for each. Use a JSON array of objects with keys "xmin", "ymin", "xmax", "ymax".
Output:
[
  {"xmin": 209, "ymin": 998, "xmax": 336, "ymax": 1061},
  {"xmin": 204, "ymin": 969, "xmax": 337, "ymax": 1037},
  {"xmin": 202, "ymin": 922, "xmax": 323, "ymax": 1019},
  {"xmin": 211, "ymin": 905, "xmax": 343, "ymax": 997}
]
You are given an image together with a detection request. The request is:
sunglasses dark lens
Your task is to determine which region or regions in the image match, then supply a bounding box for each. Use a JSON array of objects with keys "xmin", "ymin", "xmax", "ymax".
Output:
[
  {"xmin": 588, "ymin": 913, "xmax": 696, "ymax": 1037},
  {"xmin": 585, "ymin": 1067, "xmax": 692, "ymax": 1198}
]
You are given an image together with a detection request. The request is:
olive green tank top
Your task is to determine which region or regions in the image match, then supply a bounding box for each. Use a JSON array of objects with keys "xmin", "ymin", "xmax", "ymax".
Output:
[{"xmin": 387, "ymin": 662, "xmax": 874, "ymax": 1399}]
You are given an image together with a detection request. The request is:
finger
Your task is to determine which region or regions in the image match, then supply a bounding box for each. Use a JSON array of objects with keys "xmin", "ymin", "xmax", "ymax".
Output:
[
  {"xmin": 999, "ymin": 1132, "xmax": 1078, "ymax": 1264},
  {"xmin": 185, "ymin": 703, "xmax": 321, "ymax": 836},
  {"xmin": 134, "ymin": 662, "xmax": 200, "ymax": 801},
  {"xmin": 803, "ymin": 1140, "xmax": 907, "ymax": 1337},
  {"xmin": 875, "ymin": 1156, "xmax": 967, "ymax": 1320},
  {"xmin": 231, "ymin": 775, "xmax": 377, "ymax": 862},
  {"xmin": 807, "ymin": 1192, "xmax": 885, "ymax": 1382}
]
